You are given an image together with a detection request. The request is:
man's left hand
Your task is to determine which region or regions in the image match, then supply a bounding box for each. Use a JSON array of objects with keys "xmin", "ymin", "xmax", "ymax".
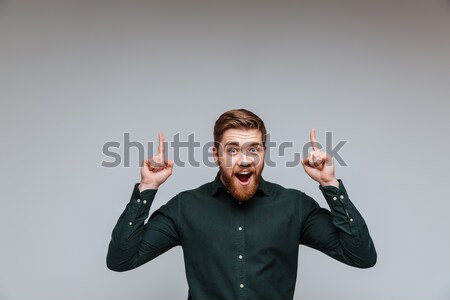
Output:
[{"xmin": 301, "ymin": 128, "xmax": 339, "ymax": 188}]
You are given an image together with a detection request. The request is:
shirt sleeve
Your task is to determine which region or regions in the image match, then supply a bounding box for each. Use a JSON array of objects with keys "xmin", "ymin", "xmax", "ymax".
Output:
[
  {"xmin": 106, "ymin": 183, "xmax": 181, "ymax": 272},
  {"xmin": 299, "ymin": 179, "xmax": 377, "ymax": 268}
]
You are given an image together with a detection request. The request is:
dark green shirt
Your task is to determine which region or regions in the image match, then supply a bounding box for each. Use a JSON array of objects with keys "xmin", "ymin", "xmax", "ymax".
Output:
[{"xmin": 107, "ymin": 172, "xmax": 376, "ymax": 300}]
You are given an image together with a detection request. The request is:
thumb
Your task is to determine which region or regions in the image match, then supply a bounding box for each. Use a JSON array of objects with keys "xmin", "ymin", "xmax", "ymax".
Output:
[
  {"xmin": 141, "ymin": 159, "xmax": 150, "ymax": 169},
  {"xmin": 301, "ymin": 157, "xmax": 309, "ymax": 167}
]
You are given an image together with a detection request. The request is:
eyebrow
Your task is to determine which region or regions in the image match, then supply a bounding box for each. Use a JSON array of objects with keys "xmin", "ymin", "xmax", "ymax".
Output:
[
  {"xmin": 223, "ymin": 141, "xmax": 240, "ymax": 148},
  {"xmin": 247, "ymin": 142, "xmax": 263, "ymax": 147},
  {"xmin": 223, "ymin": 141, "xmax": 263, "ymax": 148}
]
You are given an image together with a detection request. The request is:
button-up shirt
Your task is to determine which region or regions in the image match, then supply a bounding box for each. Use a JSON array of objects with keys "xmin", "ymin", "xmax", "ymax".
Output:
[{"xmin": 107, "ymin": 172, "xmax": 377, "ymax": 300}]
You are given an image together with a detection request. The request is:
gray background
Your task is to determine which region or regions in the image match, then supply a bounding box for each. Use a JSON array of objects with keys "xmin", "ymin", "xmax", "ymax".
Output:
[{"xmin": 1, "ymin": 0, "xmax": 449, "ymax": 299}]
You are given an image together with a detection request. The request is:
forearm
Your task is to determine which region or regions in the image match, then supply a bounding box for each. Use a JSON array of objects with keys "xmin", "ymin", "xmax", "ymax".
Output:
[
  {"xmin": 319, "ymin": 180, "xmax": 377, "ymax": 268},
  {"xmin": 106, "ymin": 184, "xmax": 157, "ymax": 271}
]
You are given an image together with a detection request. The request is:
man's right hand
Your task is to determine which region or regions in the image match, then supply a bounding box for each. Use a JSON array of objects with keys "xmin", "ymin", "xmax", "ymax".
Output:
[{"xmin": 139, "ymin": 132, "xmax": 174, "ymax": 192}]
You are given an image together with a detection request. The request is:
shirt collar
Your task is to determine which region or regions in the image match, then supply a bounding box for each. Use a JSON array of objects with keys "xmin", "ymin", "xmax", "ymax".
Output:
[{"xmin": 211, "ymin": 171, "xmax": 270, "ymax": 196}]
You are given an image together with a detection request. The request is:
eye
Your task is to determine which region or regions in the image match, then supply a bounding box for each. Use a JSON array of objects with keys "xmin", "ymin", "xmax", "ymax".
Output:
[
  {"xmin": 248, "ymin": 146, "xmax": 260, "ymax": 154},
  {"xmin": 227, "ymin": 147, "xmax": 238, "ymax": 154}
]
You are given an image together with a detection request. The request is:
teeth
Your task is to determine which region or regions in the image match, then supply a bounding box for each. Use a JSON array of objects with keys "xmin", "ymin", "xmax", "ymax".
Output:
[{"xmin": 237, "ymin": 172, "xmax": 251, "ymax": 175}]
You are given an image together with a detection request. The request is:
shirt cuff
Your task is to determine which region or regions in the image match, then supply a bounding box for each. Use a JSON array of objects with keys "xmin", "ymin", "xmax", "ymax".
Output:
[
  {"xmin": 131, "ymin": 183, "xmax": 158, "ymax": 207},
  {"xmin": 319, "ymin": 179, "xmax": 348, "ymax": 207}
]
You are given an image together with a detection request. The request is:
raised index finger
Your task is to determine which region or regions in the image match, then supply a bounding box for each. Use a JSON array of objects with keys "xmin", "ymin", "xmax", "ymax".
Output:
[
  {"xmin": 158, "ymin": 132, "xmax": 165, "ymax": 158},
  {"xmin": 310, "ymin": 128, "xmax": 318, "ymax": 151}
]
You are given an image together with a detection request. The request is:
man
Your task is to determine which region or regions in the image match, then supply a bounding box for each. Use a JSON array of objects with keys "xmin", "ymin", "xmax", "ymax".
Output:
[{"xmin": 106, "ymin": 109, "xmax": 377, "ymax": 300}]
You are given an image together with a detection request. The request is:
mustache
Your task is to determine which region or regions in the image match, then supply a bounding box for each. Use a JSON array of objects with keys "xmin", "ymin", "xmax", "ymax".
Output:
[{"xmin": 233, "ymin": 167, "xmax": 256, "ymax": 173}]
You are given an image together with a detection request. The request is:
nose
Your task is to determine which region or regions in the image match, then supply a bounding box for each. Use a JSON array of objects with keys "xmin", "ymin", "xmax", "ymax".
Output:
[{"xmin": 239, "ymin": 153, "xmax": 254, "ymax": 167}]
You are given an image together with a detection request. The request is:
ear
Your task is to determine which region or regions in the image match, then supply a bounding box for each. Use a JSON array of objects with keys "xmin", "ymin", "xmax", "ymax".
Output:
[{"xmin": 212, "ymin": 146, "xmax": 220, "ymax": 166}]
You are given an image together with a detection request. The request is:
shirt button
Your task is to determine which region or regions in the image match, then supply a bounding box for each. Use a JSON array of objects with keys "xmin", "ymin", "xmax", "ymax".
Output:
[
  {"xmin": 340, "ymin": 195, "xmax": 344, "ymax": 199},
  {"xmin": 333, "ymin": 196, "xmax": 337, "ymax": 201},
  {"xmin": 129, "ymin": 222, "xmax": 133, "ymax": 225},
  {"xmin": 238, "ymin": 227, "xmax": 243, "ymax": 231},
  {"xmin": 143, "ymin": 200, "xmax": 147, "ymax": 204},
  {"xmin": 137, "ymin": 199, "xmax": 141, "ymax": 203},
  {"xmin": 238, "ymin": 255, "xmax": 243, "ymax": 259},
  {"xmin": 240, "ymin": 284, "xmax": 244, "ymax": 288}
]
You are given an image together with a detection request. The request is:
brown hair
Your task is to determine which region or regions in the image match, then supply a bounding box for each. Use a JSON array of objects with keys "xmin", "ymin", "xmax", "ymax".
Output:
[{"xmin": 213, "ymin": 109, "xmax": 267, "ymax": 149}]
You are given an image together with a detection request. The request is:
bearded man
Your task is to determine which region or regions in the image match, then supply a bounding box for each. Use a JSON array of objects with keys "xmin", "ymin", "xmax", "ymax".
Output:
[{"xmin": 106, "ymin": 108, "xmax": 377, "ymax": 300}]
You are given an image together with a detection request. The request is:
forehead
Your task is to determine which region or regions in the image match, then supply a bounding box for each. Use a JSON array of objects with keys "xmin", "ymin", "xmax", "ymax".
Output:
[{"xmin": 220, "ymin": 128, "xmax": 263, "ymax": 145}]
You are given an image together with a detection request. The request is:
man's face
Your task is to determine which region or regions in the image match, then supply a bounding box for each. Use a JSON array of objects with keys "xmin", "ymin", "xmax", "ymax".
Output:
[{"xmin": 213, "ymin": 128, "xmax": 265, "ymax": 201}]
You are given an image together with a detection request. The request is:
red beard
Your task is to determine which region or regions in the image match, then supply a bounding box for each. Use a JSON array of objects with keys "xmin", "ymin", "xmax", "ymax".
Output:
[{"xmin": 219, "ymin": 165, "xmax": 263, "ymax": 201}]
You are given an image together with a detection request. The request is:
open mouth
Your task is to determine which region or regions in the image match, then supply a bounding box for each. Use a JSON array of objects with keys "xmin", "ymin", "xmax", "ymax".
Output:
[{"xmin": 235, "ymin": 171, "xmax": 253, "ymax": 186}]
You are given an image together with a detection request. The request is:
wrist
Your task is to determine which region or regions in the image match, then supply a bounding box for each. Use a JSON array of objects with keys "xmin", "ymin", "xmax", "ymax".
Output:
[
  {"xmin": 319, "ymin": 178, "xmax": 339, "ymax": 188},
  {"xmin": 139, "ymin": 182, "xmax": 159, "ymax": 192}
]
